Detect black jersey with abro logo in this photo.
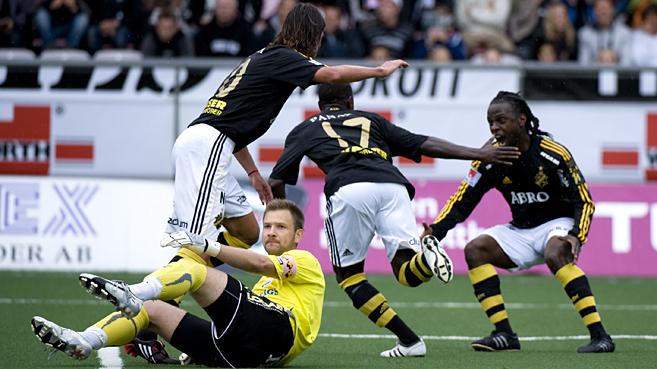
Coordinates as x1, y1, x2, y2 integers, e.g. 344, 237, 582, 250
189, 46, 324, 151
270, 108, 428, 198
431, 135, 595, 244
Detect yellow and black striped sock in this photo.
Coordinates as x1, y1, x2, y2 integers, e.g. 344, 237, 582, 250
468, 264, 513, 333
145, 258, 207, 301
555, 264, 606, 338
340, 273, 419, 345
397, 253, 433, 287
93, 308, 150, 346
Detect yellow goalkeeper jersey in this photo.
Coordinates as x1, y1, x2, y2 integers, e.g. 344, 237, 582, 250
251, 249, 325, 366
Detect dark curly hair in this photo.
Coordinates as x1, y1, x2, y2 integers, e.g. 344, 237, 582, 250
491, 91, 551, 137
270, 3, 325, 58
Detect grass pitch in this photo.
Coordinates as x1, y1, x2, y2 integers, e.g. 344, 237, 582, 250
1, 271, 656, 368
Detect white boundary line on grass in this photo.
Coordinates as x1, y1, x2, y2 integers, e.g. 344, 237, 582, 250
4, 298, 657, 311
97, 347, 122, 368
323, 301, 657, 311
319, 333, 657, 341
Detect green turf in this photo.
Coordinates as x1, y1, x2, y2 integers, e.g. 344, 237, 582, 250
2, 271, 656, 368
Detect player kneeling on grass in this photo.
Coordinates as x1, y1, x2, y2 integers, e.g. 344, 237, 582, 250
424, 91, 615, 353
31, 199, 325, 367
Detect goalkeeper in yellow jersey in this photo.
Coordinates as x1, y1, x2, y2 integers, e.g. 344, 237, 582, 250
31, 199, 325, 367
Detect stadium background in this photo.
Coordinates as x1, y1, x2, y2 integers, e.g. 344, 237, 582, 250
1, 61, 655, 275
0, 0, 656, 368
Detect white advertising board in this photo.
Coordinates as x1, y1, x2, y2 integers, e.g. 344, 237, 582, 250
0, 176, 177, 271
0, 64, 654, 181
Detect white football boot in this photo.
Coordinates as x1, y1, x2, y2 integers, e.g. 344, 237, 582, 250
31, 316, 92, 360
79, 273, 143, 318
380, 338, 426, 357
422, 235, 453, 283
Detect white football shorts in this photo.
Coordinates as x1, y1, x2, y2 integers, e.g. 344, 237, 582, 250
324, 182, 421, 268
165, 123, 252, 241
482, 217, 574, 271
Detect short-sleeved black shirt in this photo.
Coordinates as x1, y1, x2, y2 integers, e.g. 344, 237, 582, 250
190, 46, 324, 151
270, 108, 428, 198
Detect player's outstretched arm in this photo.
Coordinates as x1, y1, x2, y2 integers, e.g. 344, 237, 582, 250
313, 59, 408, 84
420, 137, 520, 165
161, 231, 278, 277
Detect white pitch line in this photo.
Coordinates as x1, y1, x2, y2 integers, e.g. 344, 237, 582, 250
319, 333, 657, 341
3, 298, 657, 311
97, 347, 123, 369
323, 301, 657, 311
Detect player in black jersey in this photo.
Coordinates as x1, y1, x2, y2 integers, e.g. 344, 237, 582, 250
132, 3, 410, 362
174, 3, 408, 258
269, 83, 520, 357
424, 91, 615, 353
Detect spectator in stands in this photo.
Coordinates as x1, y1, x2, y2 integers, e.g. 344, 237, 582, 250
628, 0, 657, 28
316, 4, 364, 58
141, 8, 194, 57
414, 2, 466, 61
536, 42, 558, 63
578, 0, 632, 65
185, 0, 262, 29
195, 0, 253, 57
538, 1, 577, 61
563, 0, 595, 29
508, 0, 543, 60
0, 0, 35, 48
629, 3, 657, 66
251, 0, 297, 52
86, 0, 136, 53
455, 0, 514, 56
360, 0, 414, 59
34, 0, 90, 49
470, 46, 521, 65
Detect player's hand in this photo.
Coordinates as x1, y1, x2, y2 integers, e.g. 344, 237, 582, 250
379, 59, 408, 77
160, 231, 222, 257
478, 143, 520, 166
160, 231, 204, 248
249, 171, 273, 204
420, 222, 433, 239
557, 235, 582, 264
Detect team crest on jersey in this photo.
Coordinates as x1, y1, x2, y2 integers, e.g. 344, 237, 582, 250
277, 255, 297, 279
502, 176, 512, 185
465, 168, 482, 187
535, 166, 548, 188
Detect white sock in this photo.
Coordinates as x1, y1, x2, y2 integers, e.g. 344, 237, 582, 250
80, 326, 107, 350
129, 276, 163, 300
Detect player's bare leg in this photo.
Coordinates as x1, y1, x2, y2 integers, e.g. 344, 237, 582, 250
464, 235, 520, 351
544, 238, 615, 353
221, 212, 260, 248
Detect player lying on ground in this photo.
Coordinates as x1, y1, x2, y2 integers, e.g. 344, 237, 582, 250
269, 83, 521, 357
31, 200, 326, 367
424, 91, 614, 353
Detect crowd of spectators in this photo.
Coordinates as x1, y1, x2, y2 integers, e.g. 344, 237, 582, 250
0, 0, 656, 66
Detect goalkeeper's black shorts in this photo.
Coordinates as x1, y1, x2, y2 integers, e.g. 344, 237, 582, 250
170, 274, 295, 367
